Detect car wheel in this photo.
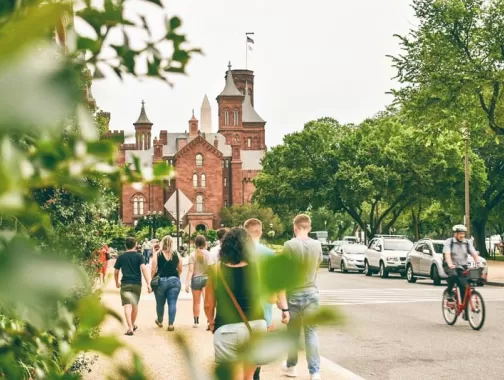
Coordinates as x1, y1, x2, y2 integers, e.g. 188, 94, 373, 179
341, 261, 348, 274
406, 264, 417, 283
328, 260, 334, 272
364, 261, 372, 276
431, 265, 441, 286
379, 262, 389, 279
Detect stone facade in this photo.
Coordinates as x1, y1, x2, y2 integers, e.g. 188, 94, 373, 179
114, 64, 267, 231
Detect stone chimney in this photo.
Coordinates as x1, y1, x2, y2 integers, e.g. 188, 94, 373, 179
214, 136, 219, 149
153, 137, 163, 162
159, 130, 168, 145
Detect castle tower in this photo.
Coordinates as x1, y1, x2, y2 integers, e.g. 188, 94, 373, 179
133, 100, 153, 150
189, 109, 199, 138
216, 62, 244, 144
200, 94, 212, 133
231, 69, 255, 106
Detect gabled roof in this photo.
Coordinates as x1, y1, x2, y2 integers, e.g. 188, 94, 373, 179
218, 62, 243, 97
242, 82, 265, 123
173, 134, 224, 159
134, 100, 153, 125
163, 132, 231, 156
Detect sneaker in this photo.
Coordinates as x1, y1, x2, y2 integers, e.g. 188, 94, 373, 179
310, 373, 321, 380
282, 361, 298, 377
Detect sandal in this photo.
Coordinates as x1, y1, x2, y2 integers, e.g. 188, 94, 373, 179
155, 320, 163, 328
167, 326, 175, 331
125, 331, 134, 336
133, 325, 138, 331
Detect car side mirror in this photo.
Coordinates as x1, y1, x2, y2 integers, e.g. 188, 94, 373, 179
422, 249, 431, 255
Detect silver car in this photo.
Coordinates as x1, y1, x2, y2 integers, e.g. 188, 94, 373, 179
328, 244, 367, 273
405, 238, 488, 286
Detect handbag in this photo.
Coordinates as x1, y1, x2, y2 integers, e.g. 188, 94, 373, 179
151, 253, 169, 289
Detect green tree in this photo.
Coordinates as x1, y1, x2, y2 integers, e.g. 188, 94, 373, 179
390, 0, 504, 135
220, 204, 285, 237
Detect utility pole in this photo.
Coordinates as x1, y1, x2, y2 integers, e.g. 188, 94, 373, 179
463, 125, 471, 236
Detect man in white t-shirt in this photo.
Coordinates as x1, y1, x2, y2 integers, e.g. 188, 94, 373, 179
208, 228, 228, 265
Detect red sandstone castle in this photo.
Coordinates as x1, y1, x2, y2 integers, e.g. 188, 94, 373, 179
113, 63, 267, 231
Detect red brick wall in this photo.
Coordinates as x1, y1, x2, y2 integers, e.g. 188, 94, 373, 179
121, 183, 164, 226
174, 138, 224, 229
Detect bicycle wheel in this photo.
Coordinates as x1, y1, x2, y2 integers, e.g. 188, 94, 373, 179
466, 290, 485, 330
442, 290, 458, 325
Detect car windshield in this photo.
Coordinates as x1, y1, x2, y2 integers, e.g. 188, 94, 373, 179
344, 245, 366, 254
384, 240, 413, 251
433, 243, 444, 254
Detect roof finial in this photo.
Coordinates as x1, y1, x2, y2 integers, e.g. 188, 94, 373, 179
141, 100, 145, 107
228, 61, 232, 71
192, 108, 195, 117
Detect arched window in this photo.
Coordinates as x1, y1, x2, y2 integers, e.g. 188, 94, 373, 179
196, 194, 204, 213
133, 195, 145, 216
247, 137, 251, 148
195, 153, 203, 167
233, 109, 239, 126
224, 177, 227, 187
193, 173, 198, 187
224, 109, 229, 126
201, 173, 206, 187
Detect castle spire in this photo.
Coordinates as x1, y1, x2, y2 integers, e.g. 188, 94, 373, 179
134, 100, 153, 125
218, 62, 243, 97
242, 81, 264, 123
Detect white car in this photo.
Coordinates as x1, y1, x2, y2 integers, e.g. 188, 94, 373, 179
364, 235, 414, 278
405, 238, 488, 286
328, 244, 367, 273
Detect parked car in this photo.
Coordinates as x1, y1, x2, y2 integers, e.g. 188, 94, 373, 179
342, 236, 358, 244
310, 231, 329, 244
321, 243, 335, 266
364, 235, 414, 278
405, 238, 488, 286
328, 244, 367, 273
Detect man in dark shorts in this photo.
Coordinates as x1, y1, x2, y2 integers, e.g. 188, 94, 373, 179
114, 236, 152, 335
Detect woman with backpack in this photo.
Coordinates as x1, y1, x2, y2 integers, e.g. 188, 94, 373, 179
151, 235, 182, 331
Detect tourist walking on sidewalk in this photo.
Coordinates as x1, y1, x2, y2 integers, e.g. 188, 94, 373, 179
205, 227, 268, 380
151, 235, 182, 331
185, 235, 210, 328
209, 228, 228, 265
142, 238, 152, 265
282, 214, 323, 380
114, 237, 152, 336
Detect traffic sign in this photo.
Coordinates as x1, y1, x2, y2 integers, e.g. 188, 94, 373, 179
164, 189, 193, 220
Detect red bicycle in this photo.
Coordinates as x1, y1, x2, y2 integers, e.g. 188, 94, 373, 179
442, 267, 486, 330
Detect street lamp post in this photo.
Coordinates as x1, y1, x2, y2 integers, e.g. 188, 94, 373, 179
145, 211, 162, 240
463, 126, 471, 236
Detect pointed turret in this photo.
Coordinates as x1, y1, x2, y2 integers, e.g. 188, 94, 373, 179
218, 62, 243, 97
133, 100, 153, 150
242, 82, 264, 123
189, 109, 199, 138
200, 94, 212, 133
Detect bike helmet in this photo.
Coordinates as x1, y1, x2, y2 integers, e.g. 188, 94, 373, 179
452, 224, 467, 233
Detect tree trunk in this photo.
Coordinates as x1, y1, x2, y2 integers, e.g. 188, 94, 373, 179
472, 218, 489, 258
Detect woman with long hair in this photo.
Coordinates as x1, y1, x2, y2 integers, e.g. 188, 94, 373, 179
151, 235, 182, 331
185, 235, 210, 328
204, 228, 267, 380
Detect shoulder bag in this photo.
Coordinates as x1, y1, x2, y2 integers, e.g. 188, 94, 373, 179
151, 252, 169, 290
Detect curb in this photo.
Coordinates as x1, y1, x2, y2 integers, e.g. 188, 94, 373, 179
320, 357, 366, 380
486, 281, 504, 287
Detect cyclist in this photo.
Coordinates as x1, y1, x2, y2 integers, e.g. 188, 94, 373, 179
443, 225, 480, 312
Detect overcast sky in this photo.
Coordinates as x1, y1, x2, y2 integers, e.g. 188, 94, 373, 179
91, 0, 415, 147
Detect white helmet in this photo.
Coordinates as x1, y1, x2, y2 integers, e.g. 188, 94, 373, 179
452, 224, 467, 233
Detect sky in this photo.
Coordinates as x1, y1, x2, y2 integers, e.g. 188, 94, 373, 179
90, 0, 415, 147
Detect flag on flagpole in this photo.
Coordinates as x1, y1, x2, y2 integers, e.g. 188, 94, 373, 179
248, 45, 253, 51
247, 36, 254, 44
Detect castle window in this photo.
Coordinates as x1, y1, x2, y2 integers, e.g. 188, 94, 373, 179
193, 173, 198, 187
201, 173, 206, 187
196, 194, 204, 213
224, 200, 228, 207
224, 177, 227, 187
233, 109, 239, 126
225, 160, 229, 168
133, 195, 145, 216
224, 110, 229, 126
195, 153, 203, 167
247, 137, 251, 148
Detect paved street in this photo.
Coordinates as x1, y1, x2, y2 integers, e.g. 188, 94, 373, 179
317, 270, 504, 380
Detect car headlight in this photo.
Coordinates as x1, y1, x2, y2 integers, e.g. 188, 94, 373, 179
386, 257, 398, 261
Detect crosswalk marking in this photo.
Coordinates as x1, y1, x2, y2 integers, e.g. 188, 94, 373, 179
318, 287, 504, 306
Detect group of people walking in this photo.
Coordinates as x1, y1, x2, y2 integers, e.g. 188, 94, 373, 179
112, 214, 323, 380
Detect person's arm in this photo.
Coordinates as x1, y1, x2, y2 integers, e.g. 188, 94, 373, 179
151, 252, 158, 279
177, 254, 183, 276
114, 269, 120, 288
140, 263, 152, 293
204, 267, 217, 332
468, 240, 479, 262
185, 263, 194, 293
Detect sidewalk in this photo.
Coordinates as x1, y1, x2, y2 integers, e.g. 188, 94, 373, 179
487, 260, 504, 286
84, 262, 356, 380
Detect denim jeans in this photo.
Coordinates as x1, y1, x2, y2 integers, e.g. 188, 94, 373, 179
286, 291, 320, 375
143, 249, 151, 264
155, 276, 181, 325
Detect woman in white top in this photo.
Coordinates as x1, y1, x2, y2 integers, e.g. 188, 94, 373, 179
185, 235, 210, 328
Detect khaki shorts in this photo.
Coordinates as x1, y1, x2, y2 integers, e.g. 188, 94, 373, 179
214, 320, 267, 363
120, 283, 142, 306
